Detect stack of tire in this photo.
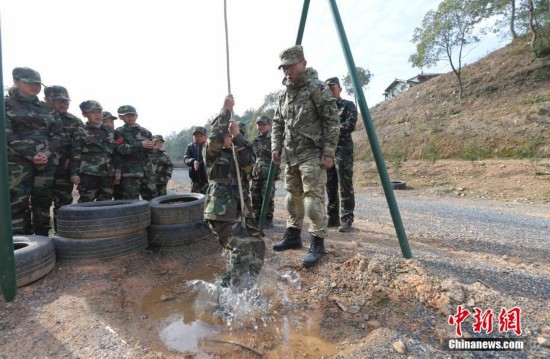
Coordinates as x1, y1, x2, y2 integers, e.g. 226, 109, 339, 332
13, 235, 56, 287
147, 193, 210, 248
53, 200, 151, 262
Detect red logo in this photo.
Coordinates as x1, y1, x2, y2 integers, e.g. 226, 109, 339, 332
449, 306, 522, 337
115, 138, 123, 145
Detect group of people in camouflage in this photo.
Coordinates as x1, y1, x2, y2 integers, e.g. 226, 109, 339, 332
6, 43, 356, 288
190, 44, 357, 287
5, 67, 173, 236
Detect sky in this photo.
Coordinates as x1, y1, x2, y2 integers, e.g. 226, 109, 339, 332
1, 0, 506, 138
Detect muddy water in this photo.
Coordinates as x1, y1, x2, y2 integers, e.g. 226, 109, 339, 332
141, 266, 337, 357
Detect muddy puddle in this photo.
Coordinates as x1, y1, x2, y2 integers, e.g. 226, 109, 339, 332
141, 265, 337, 357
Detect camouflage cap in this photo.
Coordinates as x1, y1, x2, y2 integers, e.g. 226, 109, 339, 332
153, 135, 165, 142
256, 115, 272, 124
238, 121, 247, 135
325, 77, 340, 86
117, 105, 137, 115
44, 85, 70, 101
278, 45, 305, 69
79, 100, 103, 113
192, 126, 206, 135
102, 111, 118, 120
12, 67, 42, 84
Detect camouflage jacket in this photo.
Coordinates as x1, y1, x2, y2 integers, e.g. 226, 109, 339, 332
70, 122, 116, 177
151, 149, 173, 184
271, 67, 340, 166
114, 124, 155, 178
56, 111, 84, 175
5, 89, 63, 165
251, 130, 279, 180
335, 97, 357, 150
204, 108, 255, 222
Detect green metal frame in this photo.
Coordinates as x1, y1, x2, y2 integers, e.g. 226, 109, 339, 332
0, 24, 17, 301
260, 0, 413, 259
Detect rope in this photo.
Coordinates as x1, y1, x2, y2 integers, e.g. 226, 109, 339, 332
224, 0, 247, 229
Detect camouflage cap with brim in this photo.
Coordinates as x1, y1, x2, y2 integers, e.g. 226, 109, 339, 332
192, 126, 206, 135
117, 105, 137, 115
12, 67, 42, 84
153, 135, 165, 142
278, 45, 305, 69
102, 111, 118, 120
325, 77, 340, 86
44, 85, 71, 101
79, 100, 103, 112
256, 115, 272, 124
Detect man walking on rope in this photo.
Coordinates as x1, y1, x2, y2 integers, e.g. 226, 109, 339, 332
271, 45, 340, 268
325, 77, 357, 232
204, 95, 265, 288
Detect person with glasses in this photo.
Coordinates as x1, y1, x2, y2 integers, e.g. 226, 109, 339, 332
44, 85, 83, 230
270, 45, 340, 268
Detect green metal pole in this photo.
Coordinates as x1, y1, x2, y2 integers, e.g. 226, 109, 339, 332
0, 23, 17, 301
327, 0, 413, 258
259, 0, 310, 230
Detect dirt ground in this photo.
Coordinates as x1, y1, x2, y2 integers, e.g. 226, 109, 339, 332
1, 159, 549, 358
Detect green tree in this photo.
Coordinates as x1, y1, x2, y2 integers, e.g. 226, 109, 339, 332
341, 67, 373, 105
409, 0, 493, 99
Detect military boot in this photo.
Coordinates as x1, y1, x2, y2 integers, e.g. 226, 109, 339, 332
272, 227, 302, 251
302, 235, 326, 268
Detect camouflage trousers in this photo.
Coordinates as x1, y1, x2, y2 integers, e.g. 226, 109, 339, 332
191, 181, 208, 194
326, 150, 355, 223
250, 177, 276, 221
9, 162, 56, 236
120, 175, 158, 201
284, 157, 327, 238
207, 219, 266, 287
156, 182, 168, 196
52, 174, 76, 230
113, 180, 123, 200
77, 173, 115, 202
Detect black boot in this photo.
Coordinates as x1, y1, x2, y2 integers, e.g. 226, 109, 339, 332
327, 217, 340, 228
272, 227, 302, 251
302, 235, 326, 268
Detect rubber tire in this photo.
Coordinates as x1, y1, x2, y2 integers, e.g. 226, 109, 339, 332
149, 193, 205, 225
147, 222, 211, 247
14, 235, 56, 288
57, 200, 151, 239
52, 230, 148, 262
391, 180, 407, 190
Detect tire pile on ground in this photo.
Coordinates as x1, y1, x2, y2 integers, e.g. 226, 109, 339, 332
13, 235, 56, 287
53, 200, 151, 262
147, 193, 210, 248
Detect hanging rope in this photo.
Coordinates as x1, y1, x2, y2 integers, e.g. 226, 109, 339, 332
224, 0, 247, 228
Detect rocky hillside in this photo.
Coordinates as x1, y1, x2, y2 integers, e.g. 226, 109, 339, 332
356, 36, 550, 162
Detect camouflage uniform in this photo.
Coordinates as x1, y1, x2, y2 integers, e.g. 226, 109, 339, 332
45, 86, 84, 229
5, 68, 64, 235
71, 101, 116, 202
325, 77, 357, 228
204, 108, 265, 288
102, 111, 123, 199
250, 116, 279, 225
114, 106, 157, 200
183, 126, 208, 194
151, 135, 173, 196
272, 66, 340, 239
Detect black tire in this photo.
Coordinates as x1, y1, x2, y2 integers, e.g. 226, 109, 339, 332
149, 193, 205, 225
52, 230, 148, 262
14, 235, 56, 288
57, 200, 151, 239
391, 180, 407, 190
147, 222, 211, 247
